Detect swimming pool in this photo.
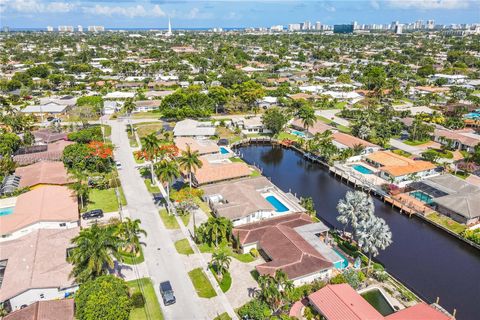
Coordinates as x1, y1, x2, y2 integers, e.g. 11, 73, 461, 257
220, 147, 230, 154
464, 112, 480, 120
0, 207, 14, 217
333, 249, 349, 269
265, 195, 289, 212
361, 288, 395, 316
291, 130, 306, 138
353, 164, 373, 175
410, 191, 434, 205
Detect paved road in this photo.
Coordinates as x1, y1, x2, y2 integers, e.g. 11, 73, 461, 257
315, 109, 350, 127
110, 119, 207, 320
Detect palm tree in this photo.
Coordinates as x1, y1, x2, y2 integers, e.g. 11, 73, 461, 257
68, 170, 90, 210
123, 99, 136, 134
140, 133, 161, 183
115, 218, 147, 255
352, 143, 366, 156
178, 145, 203, 189
68, 224, 123, 283
356, 216, 392, 272
297, 106, 316, 133
154, 159, 180, 199
204, 217, 232, 247
210, 251, 232, 280
336, 191, 375, 233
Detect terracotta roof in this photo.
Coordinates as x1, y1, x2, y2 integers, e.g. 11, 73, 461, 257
291, 119, 334, 135
175, 137, 219, 155
193, 157, 252, 185
4, 299, 75, 320
15, 161, 71, 188
0, 228, 78, 302
308, 284, 383, 320
434, 128, 480, 148
289, 93, 316, 100
385, 303, 453, 320
332, 132, 378, 148
13, 140, 73, 166
367, 151, 436, 177
0, 186, 78, 236
415, 86, 450, 93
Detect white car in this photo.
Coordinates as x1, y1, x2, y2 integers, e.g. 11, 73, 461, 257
115, 161, 122, 170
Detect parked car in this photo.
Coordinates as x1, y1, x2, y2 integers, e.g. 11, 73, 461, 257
82, 209, 104, 220
159, 281, 176, 306
116, 161, 122, 170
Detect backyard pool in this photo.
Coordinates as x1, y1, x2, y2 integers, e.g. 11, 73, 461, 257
220, 147, 230, 154
410, 191, 434, 205
291, 130, 306, 138
361, 288, 395, 316
352, 164, 373, 175
0, 207, 14, 217
333, 248, 349, 269
265, 195, 289, 212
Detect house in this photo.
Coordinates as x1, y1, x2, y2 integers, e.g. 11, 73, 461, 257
433, 128, 480, 153
291, 119, 334, 137
431, 74, 467, 85
173, 119, 216, 137
202, 177, 303, 226
365, 151, 438, 186
14, 161, 71, 189
0, 228, 79, 311
134, 100, 161, 112
0, 185, 79, 241
145, 90, 174, 99
103, 100, 123, 115
3, 299, 74, 320
32, 129, 68, 144
295, 284, 453, 320
233, 116, 271, 134
257, 96, 278, 109
332, 132, 381, 155
191, 156, 252, 186
174, 137, 219, 155
233, 213, 334, 285
104, 91, 135, 99
410, 174, 480, 225
13, 140, 74, 166
21, 102, 70, 114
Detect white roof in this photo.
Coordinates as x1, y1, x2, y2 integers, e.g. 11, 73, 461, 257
262, 96, 278, 103
323, 91, 361, 99
22, 102, 68, 113
104, 91, 135, 99
173, 119, 216, 137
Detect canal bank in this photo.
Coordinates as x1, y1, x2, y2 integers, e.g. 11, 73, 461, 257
236, 144, 480, 320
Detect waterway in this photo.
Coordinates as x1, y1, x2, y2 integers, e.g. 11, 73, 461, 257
237, 145, 480, 320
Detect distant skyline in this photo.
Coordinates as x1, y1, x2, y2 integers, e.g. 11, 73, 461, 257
1, 0, 479, 29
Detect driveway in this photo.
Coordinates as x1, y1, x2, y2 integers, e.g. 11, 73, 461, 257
315, 109, 350, 127
109, 119, 208, 320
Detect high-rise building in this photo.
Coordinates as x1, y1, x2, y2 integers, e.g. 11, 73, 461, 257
77, 25, 83, 32
288, 24, 301, 31
395, 24, 403, 34
427, 20, 435, 30
315, 21, 321, 31
88, 26, 105, 32
58, 26, 74, 32
352, 21, 358, 30
165, 17, 172, 37
2, 26, 10, 33
47, 26, 53, 32
415, 20, 423, 30
333, 24, 354, 34
303, 21, 311, 30
270, 25, 284, 32
391, 21, 399, 30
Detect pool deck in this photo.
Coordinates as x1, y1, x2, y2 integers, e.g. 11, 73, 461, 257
0, 197, 17, 209
387, 193, 435, 217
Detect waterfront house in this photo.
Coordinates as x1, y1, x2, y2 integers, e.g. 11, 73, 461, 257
191, 156, 252, 186
0, 228, 79, 312
175, 137, 220, 155
366, 151, 438, 186
202, 177, 302, 226
173, 119, 216, 137
233, 213, 334, 285
291, 119, 334, 137
332, 132, 381, 155
232, 116, 271, 134
0, 185, 79, 242
3, 299, 74, 320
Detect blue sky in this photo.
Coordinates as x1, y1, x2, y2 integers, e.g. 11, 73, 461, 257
1, 0, 479, 28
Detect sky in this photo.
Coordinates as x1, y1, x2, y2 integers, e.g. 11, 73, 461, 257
0, 0, 479, 29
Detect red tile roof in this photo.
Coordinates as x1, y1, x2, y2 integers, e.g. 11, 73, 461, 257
385, 303, 453, 320
15, 161, 71, 188
4, 299, 75, 320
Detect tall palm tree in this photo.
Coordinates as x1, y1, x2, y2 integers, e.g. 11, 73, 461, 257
210, 252, 232, 280
68, 170, 90, 210
123, 99, 136, 134
68, 224, 123, 283
115, 218, 147, 255
356, 216, 392, 272
336, 191, 375, 233
297, 106, 316, 134
204, 217, 232, 247
140, 133, 161, 183
154, 159, 180, 199
178, 145, 203, 189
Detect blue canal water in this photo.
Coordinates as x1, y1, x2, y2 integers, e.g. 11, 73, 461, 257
236, 145, 480, 320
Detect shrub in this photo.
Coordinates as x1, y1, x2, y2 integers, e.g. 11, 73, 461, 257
237, 299, 272, 320
131, 291, 145, 308
250, 248, 259, 258
330, 273, 346, 285
68, 126, 103, 143
373, 271, 389, 282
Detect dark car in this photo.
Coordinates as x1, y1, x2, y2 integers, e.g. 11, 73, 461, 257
82, 209, 104, 220
159, 281, 176, 306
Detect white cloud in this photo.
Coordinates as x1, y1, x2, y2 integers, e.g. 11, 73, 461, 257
370, 0, 380, 10
84, 4, 165, 18
1, 0, 75, 13
387, 0, 470, 10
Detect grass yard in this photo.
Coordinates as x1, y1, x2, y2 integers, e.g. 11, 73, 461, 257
277, 131, 301, 142
229, 157, 244, 163
404, 139, 430, 146
101, 125, 112, 140
84, 187, 127, 213
180, 213, 190, 226
188, 268, 217, 298
215, 126, 242, 143
144, 179, 160, 193
159, 209, 180, 229
198, 243, 255, 263
127, 130, 139, 148
174, 238, 194, 255
452, 171, 470, 179
392, 149, 412, 158
209, 266, 232, 293
128, 278, 164, 320
131, 111, 162, 119
427, 213, 466, 234
134, 122, 164, 138
316, 115, 351, 133
120, 248, 145, 265
213, 313, 232, 320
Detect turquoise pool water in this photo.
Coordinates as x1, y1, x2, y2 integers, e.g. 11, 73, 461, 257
220, 147, 230, 154
265, 195, 289, 212
361, 289, 395, 316
464, 112, 480, 120
0, 207, 14, 217
410, 191, 434, 205
291, 130, 306, 138
333, 249, 349, 269
353, 164, 373, 174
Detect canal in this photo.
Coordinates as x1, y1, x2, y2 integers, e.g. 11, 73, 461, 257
237, 145, 480, 320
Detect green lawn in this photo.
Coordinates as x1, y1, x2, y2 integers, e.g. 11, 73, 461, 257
334, 102, 347, 109
174, 238, 194, 255
427, 213, 466, 234
277, 131, 301, 142
84, 187, 127, 213
127, 130, 139, 147
101, 125, 112, 140
131, 111, 162, 119
209, 266, 232, 293
229, 157, 245, 163
134, 122, 164, 138
316, 115, 351, 133
128, 278, 164, 320
392, 149, 412, 158
199, 243, 255, 263
452, 171, 470, 179
213, 313, 232, 320
120, 248, 145, 265
144, 179, 160, 193
188, 268, 217, 298
404, 139, 430, 146
159, 209, 180, 229
180, 213, 190, 226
